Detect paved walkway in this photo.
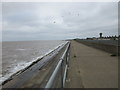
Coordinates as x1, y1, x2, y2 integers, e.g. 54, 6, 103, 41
65, 40, 118, 88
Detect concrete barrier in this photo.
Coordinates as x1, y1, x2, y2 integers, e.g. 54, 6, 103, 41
75, 39, 119, 56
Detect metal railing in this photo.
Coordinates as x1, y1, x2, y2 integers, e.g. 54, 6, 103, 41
45, 41, 71, 89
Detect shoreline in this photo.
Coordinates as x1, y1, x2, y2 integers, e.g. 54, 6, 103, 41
1, 41, 67, 85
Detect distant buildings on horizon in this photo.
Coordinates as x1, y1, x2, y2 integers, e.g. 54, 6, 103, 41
85, 33, 120, 40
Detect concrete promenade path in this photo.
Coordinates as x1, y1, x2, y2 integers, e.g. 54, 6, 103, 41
65, 40, 118, 88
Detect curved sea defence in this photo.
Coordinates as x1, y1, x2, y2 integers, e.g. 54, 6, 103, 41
1, 41, 68, 86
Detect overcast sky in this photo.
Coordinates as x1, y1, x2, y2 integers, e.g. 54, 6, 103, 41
2, 2, 118, 41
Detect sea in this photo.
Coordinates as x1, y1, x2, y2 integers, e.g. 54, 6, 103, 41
1, 40, 66, 84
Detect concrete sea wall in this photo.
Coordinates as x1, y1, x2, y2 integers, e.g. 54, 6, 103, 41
75, 39, 120, 56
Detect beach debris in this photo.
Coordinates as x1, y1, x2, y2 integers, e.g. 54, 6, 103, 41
66, 78, 70, 82
110, 54, 117, 56
78, 70, 80, 73
42, 68, 46, 71
74, 55, 76, 58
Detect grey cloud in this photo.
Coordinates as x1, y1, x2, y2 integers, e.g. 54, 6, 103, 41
2, 2, 118, 41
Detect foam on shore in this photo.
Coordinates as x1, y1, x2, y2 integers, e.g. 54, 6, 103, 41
1, 41, 68, 85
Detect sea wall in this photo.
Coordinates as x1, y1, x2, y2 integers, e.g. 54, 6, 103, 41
75, 39, 120, 56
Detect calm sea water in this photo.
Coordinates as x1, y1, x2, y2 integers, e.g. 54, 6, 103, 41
1, 40, 66, 84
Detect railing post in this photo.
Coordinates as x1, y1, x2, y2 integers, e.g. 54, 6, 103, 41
61, 60, 64, 89
68, 42, 70, 68
45, 42, 70, 89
